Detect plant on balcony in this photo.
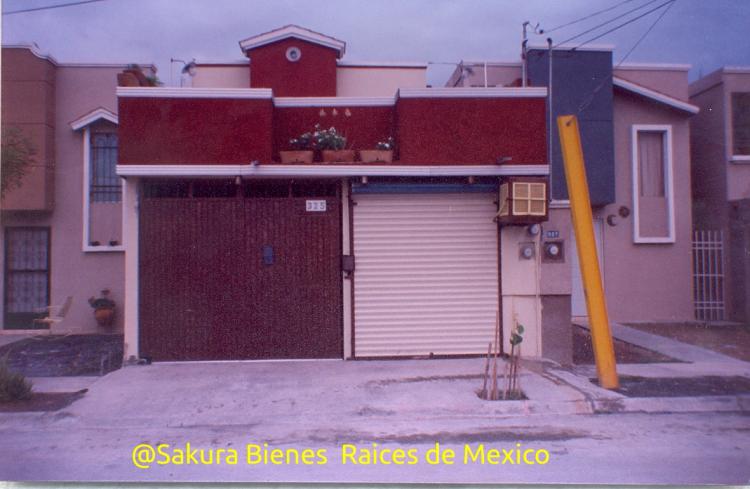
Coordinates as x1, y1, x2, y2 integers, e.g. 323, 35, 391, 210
360, 136, 395, 163
280, 129, 315, 164
89, 289, 116, 327
314, 125, 354, 163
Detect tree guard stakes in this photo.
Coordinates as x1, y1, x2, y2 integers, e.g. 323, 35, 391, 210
557, 115, 620, 390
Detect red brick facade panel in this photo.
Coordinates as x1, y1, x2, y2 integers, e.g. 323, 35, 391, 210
396, 97, 547, 164
248, 39, 338, 97
118, 97, 274, 164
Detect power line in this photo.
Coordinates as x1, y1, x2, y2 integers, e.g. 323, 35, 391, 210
3, 0, 107, 16
613, 0, 676, 67
575, 0, 677, 114
571, 0, 675, 51
555, 0, 662, 47
540, 0, 638, 35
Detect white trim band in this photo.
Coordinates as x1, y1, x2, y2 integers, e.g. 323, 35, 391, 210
398, 87, 547, 98
616, 62, 691, 71
613, 77, 699, 114
117, 164, 550, 177
337, 60, 428, 68
274, 96, 395, 107
239, 25, 346, 56
116, 87, 274, 99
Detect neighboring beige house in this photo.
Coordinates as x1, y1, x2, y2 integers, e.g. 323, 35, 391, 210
690, 67, 750, 323
450, 55, 699, 325
0, 45, 155, 334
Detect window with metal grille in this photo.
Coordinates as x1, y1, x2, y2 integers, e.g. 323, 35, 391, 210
3, 228, 50, 329
90, 132, 120, 202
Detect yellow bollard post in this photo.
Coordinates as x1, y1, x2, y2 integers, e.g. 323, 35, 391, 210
557, 115, 619, 389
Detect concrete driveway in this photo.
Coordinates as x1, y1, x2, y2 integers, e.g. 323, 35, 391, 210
62, 358, 587, 426
1, 357, 749, 484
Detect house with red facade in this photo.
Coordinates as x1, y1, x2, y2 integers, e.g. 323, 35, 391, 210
1, 25, 702, 365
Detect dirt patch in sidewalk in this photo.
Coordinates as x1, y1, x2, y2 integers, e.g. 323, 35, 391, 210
0, 390, 86, 412
597, 375, 750, 398
0, 335, 123, 377
625, 322, 750, 361
573, 325, 679, 364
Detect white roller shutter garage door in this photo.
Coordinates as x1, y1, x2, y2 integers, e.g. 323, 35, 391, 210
353, 192, 499, 357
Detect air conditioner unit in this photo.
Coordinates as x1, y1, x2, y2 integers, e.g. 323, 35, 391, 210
496, 177, 549, 225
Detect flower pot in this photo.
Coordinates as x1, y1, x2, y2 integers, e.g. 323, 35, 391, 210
94, 307, 115, 327
125, 68, 150, 86
359, 150, 393, 163
279, 150, 313, 164
117, 72, 139, 87
322, 150, 356, 163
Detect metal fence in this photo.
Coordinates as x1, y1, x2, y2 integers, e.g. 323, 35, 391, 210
693, 230, 725, 321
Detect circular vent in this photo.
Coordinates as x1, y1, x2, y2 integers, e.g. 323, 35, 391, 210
285, 46, 301, 62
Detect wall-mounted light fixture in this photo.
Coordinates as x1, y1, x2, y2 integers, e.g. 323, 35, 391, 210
170, 58, 197, 87
496, 156, 513, 165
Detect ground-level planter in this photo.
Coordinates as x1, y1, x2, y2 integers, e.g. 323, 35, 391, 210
359, 150, 393, 163
279, 150, 313, 164
94, 308, 115, 327
322, 149, 356, 163
89, 289, 116, 327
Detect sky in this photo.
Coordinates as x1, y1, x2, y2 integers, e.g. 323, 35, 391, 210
2, 0, 749, 87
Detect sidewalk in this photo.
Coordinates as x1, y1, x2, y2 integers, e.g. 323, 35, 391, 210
543, 322, 750, 414
3, 323, 749, 421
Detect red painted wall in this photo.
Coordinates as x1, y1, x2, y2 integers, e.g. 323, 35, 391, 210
396, 97, 547, 164
273, 106, 394, 160
119, 96, 547, 166
247, 39, 338, 96
118, 97, 274, 164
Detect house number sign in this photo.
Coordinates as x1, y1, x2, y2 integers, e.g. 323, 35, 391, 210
306, 200, 327, 212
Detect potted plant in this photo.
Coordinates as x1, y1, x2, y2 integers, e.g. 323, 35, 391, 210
280, 130, 314, 164
315, 125, 355, 163
89, 289, 116, 327
360, 137, 395, 163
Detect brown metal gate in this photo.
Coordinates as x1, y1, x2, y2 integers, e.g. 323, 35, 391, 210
139, 182, 342, 361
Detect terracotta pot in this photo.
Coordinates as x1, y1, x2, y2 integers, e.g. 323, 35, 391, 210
117, 72, 139, 87
322, 149, 356, 163
94, 307, 115, 327
359, 150, 393, 163
125, 68, 150, 86
279, 150, 313, 164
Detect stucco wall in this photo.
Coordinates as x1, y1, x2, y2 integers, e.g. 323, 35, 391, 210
191, 65, 249, 88
614, 66, 690, 101
689, 77, 727, 231
722, 72, 750, 202
336, 66, 425, 96
0, 48, 56, 211
1, 61, 126, 334
599, 92, 694, 322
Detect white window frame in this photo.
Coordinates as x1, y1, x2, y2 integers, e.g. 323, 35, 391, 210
82, 127, 124, 253
631, 124, 675, 244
